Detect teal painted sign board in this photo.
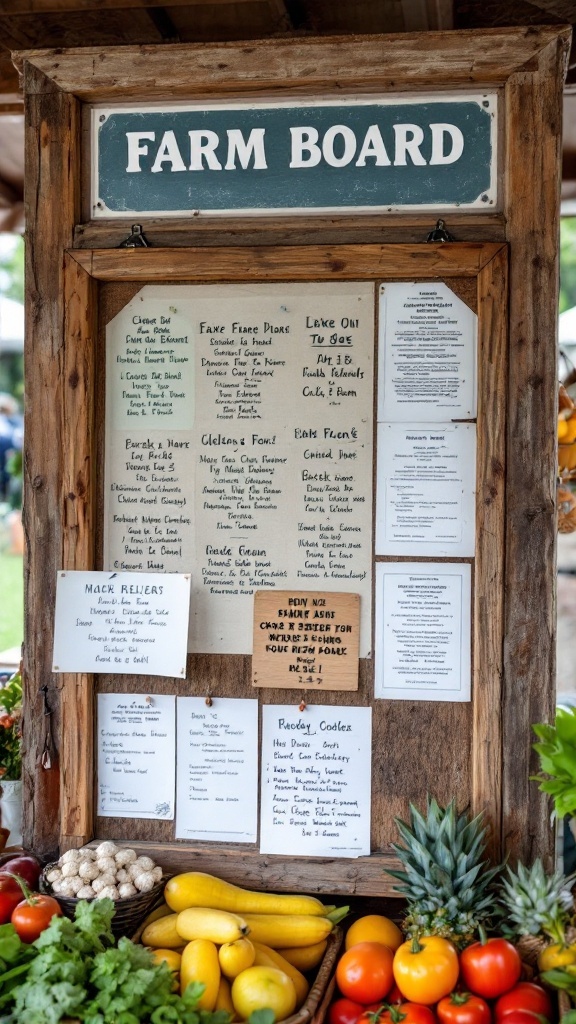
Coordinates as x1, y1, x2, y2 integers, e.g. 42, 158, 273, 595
91, 95, 497, 218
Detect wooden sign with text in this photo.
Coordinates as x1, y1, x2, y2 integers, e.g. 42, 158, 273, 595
252, 590, 360, 690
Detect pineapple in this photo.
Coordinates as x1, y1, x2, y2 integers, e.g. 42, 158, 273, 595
387, 797, 501, 947
500, 859, 573, 946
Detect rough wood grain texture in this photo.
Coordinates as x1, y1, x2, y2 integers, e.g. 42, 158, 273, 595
13, 26, 566, 100
73, 214, 508, 250
502, 33, 570, 869
472, 247, 508, 863
58, 256, 97, 847
88, 836, 405, 896
69, 243, 504, 282
22, 64, 82, 859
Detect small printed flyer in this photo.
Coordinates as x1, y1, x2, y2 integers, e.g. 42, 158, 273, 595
97, 693, 176, 819
374, 562, 472, 702
260, 704, 371, 858
176, 697, 259, 843
52, 570, 191, 677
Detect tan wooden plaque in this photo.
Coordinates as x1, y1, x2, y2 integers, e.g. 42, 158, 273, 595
252, 589, 360, 690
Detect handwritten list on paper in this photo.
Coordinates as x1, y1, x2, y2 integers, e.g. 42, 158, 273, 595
97, 693, 175, 819
260, 704, 371, 858
52, 570, 190, 677
104, 283, 374, 655
176, 697, 258, 843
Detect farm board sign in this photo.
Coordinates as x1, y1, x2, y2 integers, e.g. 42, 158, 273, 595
91, 94, 497, 217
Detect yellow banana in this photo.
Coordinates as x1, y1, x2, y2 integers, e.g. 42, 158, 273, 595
253, 941, 309, 1007
164, 872, 328, 917
277, 940, 328, 971
176, 907, 250, 944
142, 913, 182, 949
240, 913, 333, 949
180, 939, 221, 1008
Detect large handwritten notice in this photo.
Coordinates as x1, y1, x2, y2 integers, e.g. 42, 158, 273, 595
104, 283, 374, 654
97, 693, 176, 819
52, 570, 190, 676
175, 697, 259, 843
260, 704, 371, 858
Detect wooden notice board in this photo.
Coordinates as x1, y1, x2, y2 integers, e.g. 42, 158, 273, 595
18, 26, 569, 892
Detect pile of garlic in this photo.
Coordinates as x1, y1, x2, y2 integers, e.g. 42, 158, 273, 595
45, 841, 163, 901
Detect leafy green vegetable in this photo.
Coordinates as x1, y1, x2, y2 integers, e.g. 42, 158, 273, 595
532, 707, 576, 818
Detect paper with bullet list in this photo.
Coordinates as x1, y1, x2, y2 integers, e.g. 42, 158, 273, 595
260, 704, 371, 858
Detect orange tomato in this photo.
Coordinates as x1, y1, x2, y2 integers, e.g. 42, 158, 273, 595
336, 942, 394, 1004
392, 936, 459, 1005
345, 915, 403, 952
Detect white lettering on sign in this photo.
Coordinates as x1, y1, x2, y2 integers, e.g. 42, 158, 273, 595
126, 123, 467, 174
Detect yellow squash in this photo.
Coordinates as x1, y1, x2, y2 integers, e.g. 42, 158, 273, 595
241, 913, 333, 949
165, 871, 328, 917
219, 937, 256, 978
277, 940, 328, 972
253, 941, 309, 1007
215, 976, 237, 1018
142, 913, 183, 949
180, 939, 221, 1008
177, 907, 250, 944
232, 966, 297, 1022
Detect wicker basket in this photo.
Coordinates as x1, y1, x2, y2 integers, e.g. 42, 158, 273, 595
39, 862, 166, 939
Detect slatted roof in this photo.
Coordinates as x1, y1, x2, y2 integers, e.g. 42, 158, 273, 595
0, 0, 575, 230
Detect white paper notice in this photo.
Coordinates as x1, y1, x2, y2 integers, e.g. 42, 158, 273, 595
260, 704, 371, 858
374, 562, 471, 701
52, 571, 190, 676
378, 282, 477, 421
176, 697, 258, 843
97, 693, 175, 819
104, 282, 374, 656
376, 423, 476, 556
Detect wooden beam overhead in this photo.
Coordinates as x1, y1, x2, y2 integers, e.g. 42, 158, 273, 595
0, 0, 268, 11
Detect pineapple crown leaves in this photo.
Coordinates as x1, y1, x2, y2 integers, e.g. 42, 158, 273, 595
532, 708, 576, 819
499, 858, 574, 944
387, 797, 501, 914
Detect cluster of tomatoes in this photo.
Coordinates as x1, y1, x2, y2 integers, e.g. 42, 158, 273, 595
329, 916, 553, 1024
0, 853, 62, 942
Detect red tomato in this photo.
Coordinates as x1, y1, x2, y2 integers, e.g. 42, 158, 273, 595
0, 874, 24, 924
495, 983, 552, 1021
336, 942, 395, 1005
459, 938, 522, 999
492, 1014, 543, 1024
329, 999, 365, 1024
11, 894, 62, 943
386, 985, 405, 1006
358, 1004, 436, 1024
0, 856, 41, 889
437, 992, 491, 1024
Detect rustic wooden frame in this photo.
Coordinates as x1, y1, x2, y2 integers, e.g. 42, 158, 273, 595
53, 242, 507, 894
19, 27, 568, 877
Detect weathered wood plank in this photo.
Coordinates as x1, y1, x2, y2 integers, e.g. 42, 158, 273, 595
13, 26, 566, 100
86, 837, 405, 897
472, 246, 508, 863
22, 64, 82, 860
502, 33, 570, 869
73, 213, 507, 249
58, 254, 97, 848
69, 242, 505, 282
